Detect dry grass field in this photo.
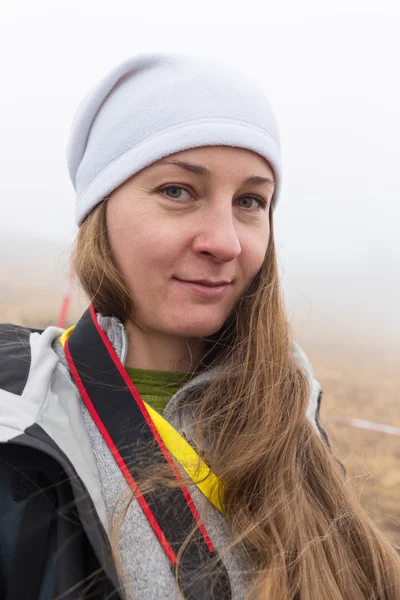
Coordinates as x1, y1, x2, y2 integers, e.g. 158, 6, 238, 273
302, 340, 400, 547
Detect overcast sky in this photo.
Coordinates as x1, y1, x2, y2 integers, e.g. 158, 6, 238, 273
1, 0, 399, 277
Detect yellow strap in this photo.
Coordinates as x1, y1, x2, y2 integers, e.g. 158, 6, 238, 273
59, 326, 75, 348
59, 325, 224, 514
144, 403, 223, 512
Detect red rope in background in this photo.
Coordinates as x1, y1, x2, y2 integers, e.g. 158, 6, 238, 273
56, 262, 75, 328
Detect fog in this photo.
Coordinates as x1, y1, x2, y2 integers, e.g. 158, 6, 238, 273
1, 1, 399, 354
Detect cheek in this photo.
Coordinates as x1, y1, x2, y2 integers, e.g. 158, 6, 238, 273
106, 200, 145, 280
106, 205, 127, 269
106, 201, 178, 285
241, 225, 270, 278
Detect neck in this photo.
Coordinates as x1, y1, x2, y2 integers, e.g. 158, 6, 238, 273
124, 320, 206, 373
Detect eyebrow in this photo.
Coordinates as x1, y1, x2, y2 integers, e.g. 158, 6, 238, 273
155, 159, 275, 187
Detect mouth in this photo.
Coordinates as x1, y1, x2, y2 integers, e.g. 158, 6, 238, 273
173, 278, 232, 298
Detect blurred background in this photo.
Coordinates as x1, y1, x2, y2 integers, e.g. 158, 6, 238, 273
1, 1, 399, 543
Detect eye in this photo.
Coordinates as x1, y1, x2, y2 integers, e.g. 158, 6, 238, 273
158, 185, 268, 211
159, 185, 192, 201
236, 196, 267, 211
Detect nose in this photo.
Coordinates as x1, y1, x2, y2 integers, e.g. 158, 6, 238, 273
192, 203, 242, 262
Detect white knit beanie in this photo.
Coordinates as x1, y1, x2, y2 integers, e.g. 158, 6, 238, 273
67, 52, 282, 225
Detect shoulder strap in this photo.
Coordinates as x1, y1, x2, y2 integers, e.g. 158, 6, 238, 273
65, 306, 231, 600
60, 326, 224, 514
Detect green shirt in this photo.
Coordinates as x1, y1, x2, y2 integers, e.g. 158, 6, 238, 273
125, 367, 196, 415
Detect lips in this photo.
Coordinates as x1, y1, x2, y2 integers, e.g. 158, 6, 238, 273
175, 278, 231, 287
173, 278, 232, 298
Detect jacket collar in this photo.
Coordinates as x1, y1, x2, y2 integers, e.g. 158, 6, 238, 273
57, 311, 319, 439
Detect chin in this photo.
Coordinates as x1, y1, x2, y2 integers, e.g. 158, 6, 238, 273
168, 315, 227, 339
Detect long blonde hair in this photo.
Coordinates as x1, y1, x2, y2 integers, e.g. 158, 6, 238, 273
74, 200, 400, 599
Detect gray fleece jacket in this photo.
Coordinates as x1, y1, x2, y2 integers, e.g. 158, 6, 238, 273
0, 314, 328, 600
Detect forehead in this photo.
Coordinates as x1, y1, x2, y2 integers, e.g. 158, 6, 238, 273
150, 145, 275, 179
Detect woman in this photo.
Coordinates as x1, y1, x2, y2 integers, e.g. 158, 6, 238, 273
0, 52, 399, 600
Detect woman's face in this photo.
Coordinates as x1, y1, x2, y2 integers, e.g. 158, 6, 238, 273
106, 146, 275, 340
